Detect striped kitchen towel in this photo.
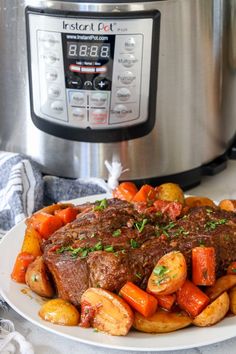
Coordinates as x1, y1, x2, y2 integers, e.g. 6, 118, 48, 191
0, 151, 115, 238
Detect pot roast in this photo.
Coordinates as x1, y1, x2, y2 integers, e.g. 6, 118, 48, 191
43, 198, 236, 306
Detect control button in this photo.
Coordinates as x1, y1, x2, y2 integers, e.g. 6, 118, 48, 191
67, 77, 83, 89
48, 85, 61, 98
118, 71, 136, 85
81, 67, 96, 73
43, 52, 60, 65
69, 91, 85, 106
112, 104, 132, 118
39, 33, 58, 49
93, 77, 111, 91
124, 37, 136, 52
50, 101, 64, 114
118, 54, 137, 68
71, 107, 86, 121
46, 69, 58, 82
116, 88, 131, 102
91, 109, 108, 124
83, 80, 93, 90
95, 66, 107, 73
90, 93, 108, 107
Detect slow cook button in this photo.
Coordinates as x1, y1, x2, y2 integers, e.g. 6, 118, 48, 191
118, 54, 137, 68
91, 109, 108, 124
116, 88, 131, 101
90, 93, 107, 107
71, 107, 86, 121
112, 104, 132, 118
50, 101, 64, 114
118, 71, 136, 85
124, 37, 136, 52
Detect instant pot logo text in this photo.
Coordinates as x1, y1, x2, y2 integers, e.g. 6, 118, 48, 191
63, 21, 115, 32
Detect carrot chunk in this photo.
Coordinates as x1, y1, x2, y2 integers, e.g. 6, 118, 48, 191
55, 207, 78, 224
176, 279, 210, 317
192, 247, 216, 286
120, 281, 158, 317
219, 199, 236, 212
113, 182, 138, 202
30, 212, 63, 239
156, 293, 176, 311
132, 185, 156, 203
227, 261, 236, 275
11, 252, 35, 283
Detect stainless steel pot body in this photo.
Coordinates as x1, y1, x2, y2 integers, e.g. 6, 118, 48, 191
0, 0, 231, 182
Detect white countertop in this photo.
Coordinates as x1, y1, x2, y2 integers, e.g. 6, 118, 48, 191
5, 159, 236, 354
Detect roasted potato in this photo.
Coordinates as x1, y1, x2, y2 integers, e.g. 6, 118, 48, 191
155, 183, 184, 204
184, 196, 215, 208
205, 274, 236, 301
219, 199, 236, 212
133, 308, 192, 333
80, 287, 134, 336
25, 256, 54, 298
193, 292, 229, 327
39, 298, 80, 326
147, 251, 187, 295
229, 286, 236, 314
21, 226, 42, 258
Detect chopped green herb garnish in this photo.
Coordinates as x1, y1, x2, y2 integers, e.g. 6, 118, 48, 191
104, 245, 114, 252
204, 219, 227, 230
112, 229, 121, 237
93, 241, 103, 251
135, 272, 142, 279
94, 198, 108, 211
153, 265, 169, 277
134, 219, 148, 233
130, 239, 139, 249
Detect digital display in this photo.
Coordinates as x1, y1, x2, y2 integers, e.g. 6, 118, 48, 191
67, 42, 110, 60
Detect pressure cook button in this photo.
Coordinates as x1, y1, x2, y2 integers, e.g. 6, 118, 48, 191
46, 70, 58, 82
118, 71, 136, 85
118, 54, 137, 68
124, 37, 136, 52
94, 77, 111, 91
112, 104, 131, 118
90, 93, 107, 107
69, 92, 85, 106
71, 107, 86, 121
116, 88, 131, 101
50, 101, 64, 114
48, 85, 61, 98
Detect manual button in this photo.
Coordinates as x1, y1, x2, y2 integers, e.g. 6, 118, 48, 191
112, 104, 132, 118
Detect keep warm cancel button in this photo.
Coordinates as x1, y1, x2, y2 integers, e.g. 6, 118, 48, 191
111, 104, 133, 118
90, 109, 108, 125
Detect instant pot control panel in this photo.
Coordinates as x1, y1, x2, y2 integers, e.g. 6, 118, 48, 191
26, 9, 160, 142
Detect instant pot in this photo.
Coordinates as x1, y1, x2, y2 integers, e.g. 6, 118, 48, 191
0, 0, 234, 188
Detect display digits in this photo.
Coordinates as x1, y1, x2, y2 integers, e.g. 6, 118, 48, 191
100, 45, 110, 58
68, 43, 78, 57
79, 44, 88, 57
90, 45, 99, 58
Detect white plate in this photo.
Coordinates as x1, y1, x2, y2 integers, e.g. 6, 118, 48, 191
0, 193, 236, 351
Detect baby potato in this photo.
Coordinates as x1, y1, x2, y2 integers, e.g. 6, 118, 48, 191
147, 251, 187, 295
81, 287, 134, 336
205, 274, 236, 301
184, 196, 215, 208
193, 292, 229, 327
228, 286, 236, 314
218, 199, 236, 212
21, 226, 42, 258
133, 308, 192, 333
155, 183, 184, 204
25, 256, 54, 298
39, 298, 80, 326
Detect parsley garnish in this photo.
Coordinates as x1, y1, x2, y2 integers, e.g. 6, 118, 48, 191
153, 265, 169, 276
204, 219, 227, 230
130, 239, 139, 248
135, 272, 142, 279
104, 245, 114, 252
112, 229, 121, 237
134, 219, 148, 233
94, 199, 108, 211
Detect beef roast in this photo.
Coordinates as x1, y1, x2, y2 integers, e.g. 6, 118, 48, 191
43, 198, 236, 306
